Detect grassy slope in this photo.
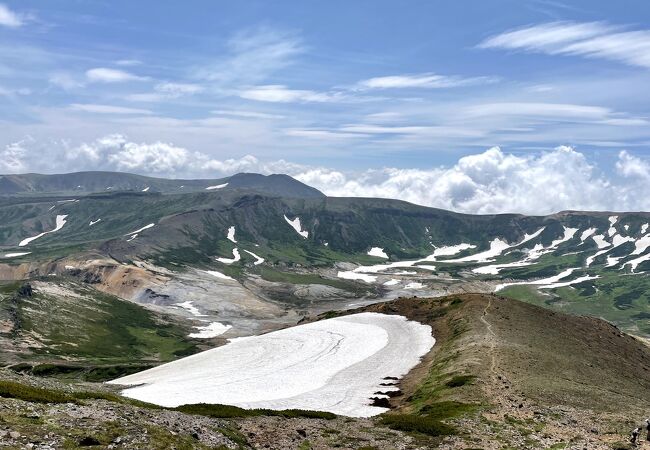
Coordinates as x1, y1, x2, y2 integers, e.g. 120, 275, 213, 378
353, 294, 650, 448
0, 281, 200, 378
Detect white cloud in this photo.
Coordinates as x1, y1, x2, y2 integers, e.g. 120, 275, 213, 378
211, 110, 285, 120
479, 21, 650, 69
69, 104, 153, 115
239, 85, 343, 103
616, 150, 650, 180
0, 137, 31, 172
4, 135, 649, 215
287, 146, 647, 214
86, 68, 147, 83
127, 82, 204, 102
0, 86, 30, 97
0, 3, 24, 28
115, 59, 142, 66
49, 73, 85, 90
198, 26, 303, 86
357, 73, 498, 90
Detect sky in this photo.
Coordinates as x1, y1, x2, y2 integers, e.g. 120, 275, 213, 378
1, 0, 650, 214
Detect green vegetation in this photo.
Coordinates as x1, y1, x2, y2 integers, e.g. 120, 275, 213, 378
175, 403, 336, 420
499, 271, 650, 336
379, 412, 456, 436
0, 380, 76, 403
0, 281, 199, 365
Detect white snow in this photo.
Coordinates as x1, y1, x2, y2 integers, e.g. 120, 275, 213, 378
444, 228, 545, 264
580, 228, 597, 242
125, 223, 155, 235
416, 265, 437, 271
631, 234, 650, 256
608, 216, 619, 237
56, 199, 78, 204
496, 267, 582, 291
89, 219, 101, 226
404, 282, 424, 290
110, 312, 435, 417
175, 301, 204, 317
206, 183, 228, 190
126, 234, 138, 242
19, 215, 68, 247
642, 223, 649, 235
591, 234, 610, 249
337, 271, 377, 283
243, 249, 264, 265
367, 247, 388, 259
142, 187, 150, 192
538, 274, 599, 289
284, 215, 308, 238
550, 227, 578, 248
216, 248, 241, 264
2, 252, 31, 258
383, 279, 400, 286
188, 322, 232, 338
227, 226, 237, 243
624, 253, 650, 272
586, 234, 635, 267
624, 224, 630, 231
203, 270, 235, 281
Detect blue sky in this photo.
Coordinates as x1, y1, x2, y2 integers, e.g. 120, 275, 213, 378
1, 0, 650, 213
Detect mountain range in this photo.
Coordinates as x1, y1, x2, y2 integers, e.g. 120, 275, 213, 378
0, 170, 649, 449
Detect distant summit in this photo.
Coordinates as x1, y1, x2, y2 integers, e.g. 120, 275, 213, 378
0, 171, 324, 198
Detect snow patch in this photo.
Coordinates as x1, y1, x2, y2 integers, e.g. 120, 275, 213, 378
580, 228, 597, 242
367, 247, 388, 259
125, 223, 155, 236
284, 215, 308, 238
243, 249, 264, 265
89, 219, 101, 226
337, 271, 377, 283
110, 312, 435, 417
203, 270, 235, 281
383, 279, 400, 286
2, 252, 31, 258
216, 248, 241, 264
175, 301, 204, 317
404, 282, 424, 289
188, 322, 232, 338
142, 187, 150, 192
19, 215, 68, 247
206, 183, 228, 190
227, 226, 237, 243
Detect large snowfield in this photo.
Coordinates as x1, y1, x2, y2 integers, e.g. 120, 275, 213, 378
110, 312, 435, 417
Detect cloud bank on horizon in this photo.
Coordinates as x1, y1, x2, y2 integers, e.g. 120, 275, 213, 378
1, 1, 650, 215
2, 135, 648, 216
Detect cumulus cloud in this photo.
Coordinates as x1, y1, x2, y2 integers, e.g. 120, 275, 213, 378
2, 136, 649, 214
616, 150, 650, 180
356, 73, 498, 90
0, 137, 30, 172
479, 21, 650, 69
0, 3, 24, 27
86, 68, 148, 83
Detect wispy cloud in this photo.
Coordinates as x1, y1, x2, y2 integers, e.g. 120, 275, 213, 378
479, 21, 650, 69
212, 110, 285, 119
239, 85, 344, 103
127, 82, 204, 102
198, 26, 303, 86
86, 67, 148, 83
115, 59, 142, 67
356, 73, 498, 90
0, 3, 24, 28
69, 104, 153, 115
